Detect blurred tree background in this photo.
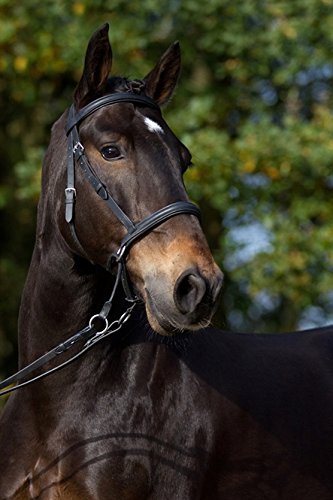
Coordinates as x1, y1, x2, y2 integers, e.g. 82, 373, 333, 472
1, 0, 333, 379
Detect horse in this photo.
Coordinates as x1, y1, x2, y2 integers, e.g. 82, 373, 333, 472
1, 23, 333, 499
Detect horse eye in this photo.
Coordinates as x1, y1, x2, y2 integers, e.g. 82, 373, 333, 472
100, 145, 123, 161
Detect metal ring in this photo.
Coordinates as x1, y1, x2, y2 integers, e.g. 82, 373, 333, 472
88, 314, 109, 334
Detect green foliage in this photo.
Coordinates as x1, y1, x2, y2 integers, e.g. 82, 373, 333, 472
1, 0, 333, 377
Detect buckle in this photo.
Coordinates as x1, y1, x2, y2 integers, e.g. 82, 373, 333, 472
65, 187, 76, 200
73, 141, 84, 155
116, 244, 127, 261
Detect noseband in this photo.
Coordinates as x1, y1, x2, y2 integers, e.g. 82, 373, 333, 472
65, 92, 200, 303
0, 93, 201, 397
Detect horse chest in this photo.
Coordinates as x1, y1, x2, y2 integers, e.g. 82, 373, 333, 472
19, 444, 200, 500
2, 387, 333, 500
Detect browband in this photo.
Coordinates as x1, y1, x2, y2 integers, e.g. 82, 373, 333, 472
66, 93, 160, 135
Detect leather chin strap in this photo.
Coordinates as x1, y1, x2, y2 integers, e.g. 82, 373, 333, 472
65, 92, 201, 301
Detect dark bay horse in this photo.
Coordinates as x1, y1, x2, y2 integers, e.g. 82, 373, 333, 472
1, 23, 333, 499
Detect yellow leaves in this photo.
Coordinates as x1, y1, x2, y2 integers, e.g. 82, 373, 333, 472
266, 6, 297, 40
239, 147, 281, 180
312, 105, 333, 129
266, 4, 284, 17
280, 21, 297, 40
14, 55, 28, 72
242, 159, 256, 173
129, 48, 145, 63
241, 159, 281, 180
280, 160, 291, 174
264, 166, 280, 180
239, 149, 256, 173
225, 58, 240, 71
72, 2, 85, 16
289, 250, 306, 271
186, 168, 202, 182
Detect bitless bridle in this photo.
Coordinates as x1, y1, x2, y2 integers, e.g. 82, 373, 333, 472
0, 93, 200, 396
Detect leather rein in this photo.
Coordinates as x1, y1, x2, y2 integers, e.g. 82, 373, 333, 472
0, 93, 200, 396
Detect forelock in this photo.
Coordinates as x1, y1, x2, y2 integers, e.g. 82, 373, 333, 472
106, 77, 146, 95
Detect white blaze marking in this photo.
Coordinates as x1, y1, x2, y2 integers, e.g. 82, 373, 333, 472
143, 116, 164, 134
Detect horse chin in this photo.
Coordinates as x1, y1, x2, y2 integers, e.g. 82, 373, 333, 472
145, 309, 176, 336
144, 292, 211, 337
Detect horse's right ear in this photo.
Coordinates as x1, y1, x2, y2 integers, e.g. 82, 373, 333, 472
74, 23, 112, 108
143, 42, 181, 106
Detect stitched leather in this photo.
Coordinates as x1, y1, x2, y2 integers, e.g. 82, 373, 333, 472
118, 202, 201, 256
66, 93, 160, 134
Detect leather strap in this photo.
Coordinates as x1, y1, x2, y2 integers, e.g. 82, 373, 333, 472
69, 112, 135, 232
0, 324, 96, 393
117, 201, 201, 258
65, 107, 76, 224
66, 93, 160, 135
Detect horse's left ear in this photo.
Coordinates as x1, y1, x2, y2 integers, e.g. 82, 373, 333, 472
144, 42, 181, 106
74, 23, 112, 108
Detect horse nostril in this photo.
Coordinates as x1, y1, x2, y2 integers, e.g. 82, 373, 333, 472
174, 270, 207, 315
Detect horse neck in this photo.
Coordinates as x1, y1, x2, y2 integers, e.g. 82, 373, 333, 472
17, 210, 116, 368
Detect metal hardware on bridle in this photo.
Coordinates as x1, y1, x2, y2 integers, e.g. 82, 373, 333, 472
0, 249, 136, 396
0, 92, 201, 397
0, 301, 136, 397
0, 243, 135, 396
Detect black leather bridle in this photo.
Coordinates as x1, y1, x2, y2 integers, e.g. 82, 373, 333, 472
65, 92, 201, 301
0, 92, 201, 396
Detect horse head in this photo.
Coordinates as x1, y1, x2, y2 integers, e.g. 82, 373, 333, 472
52, 24, 223, 336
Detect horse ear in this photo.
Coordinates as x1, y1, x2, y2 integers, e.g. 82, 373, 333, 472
74, 23, 112, 108
144, 42, 181, 106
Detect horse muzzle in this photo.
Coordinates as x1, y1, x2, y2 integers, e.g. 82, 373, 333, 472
143, 265, 223, 335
